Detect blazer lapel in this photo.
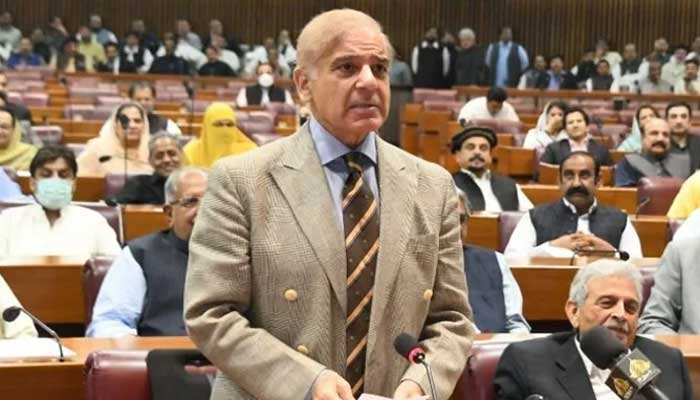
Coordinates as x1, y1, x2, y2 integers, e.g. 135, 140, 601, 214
269, 126, 347, 311
555, 334, 597, 400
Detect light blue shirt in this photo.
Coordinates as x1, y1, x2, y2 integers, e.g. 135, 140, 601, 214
0, 169, 32, 203
86, 246, 145, 337
486, 41, 529, 87
309, 117, 379, 231
547, 71, 562, 90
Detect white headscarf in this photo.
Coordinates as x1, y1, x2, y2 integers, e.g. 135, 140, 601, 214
95, 102, 151, 163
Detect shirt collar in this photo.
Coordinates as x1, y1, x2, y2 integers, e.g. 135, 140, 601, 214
421, 41, 439, 49
574, 336, 610, 379
309, 116, 377, 167
562, 197, 598, 215
461, 168, 491, 181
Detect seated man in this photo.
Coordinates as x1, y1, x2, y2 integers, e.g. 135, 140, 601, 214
615, 118, 691, 187
128, 82, 181, 135
457, 190, 529, 333
114, 132, 182, 205
494, 259, 693, 400
540, 107, 612, 167
451, 126, 533, 212
95, 41, 137, 74
457, 87, 519, 125
88, 167, 208, 337
584, 59, 619, 92
666, 101, 700, 172
667, 170, 700, 218
0, 145, 121, 259
0, 274, 37, 338
198, 45, 235, 77
673, 58, 700, 95
505, 151, 642, 261
236, 62, 294, 107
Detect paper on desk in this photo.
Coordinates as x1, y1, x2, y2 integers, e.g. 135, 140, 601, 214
359, 395, 429, 400
0, 338, 76, 362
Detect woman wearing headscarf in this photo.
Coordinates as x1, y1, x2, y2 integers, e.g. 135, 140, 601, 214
77, 102, 152, 176
183, 102, 257, 168
522, 101, 569, 149
617, 104, 660, 153
0, 106, 37, 170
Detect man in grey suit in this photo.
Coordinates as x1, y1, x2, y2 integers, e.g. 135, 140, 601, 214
183, 9, 474, 400
638, 236, 700, 334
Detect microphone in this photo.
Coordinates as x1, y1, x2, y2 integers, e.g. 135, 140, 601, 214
98, 155, 151, 166
569, 248, 630, 265
635, 197, 651, 217
183, 80, 195, 136
394, 333, 438, 400
3, 306, 66, 362
118, 113, 130, 130
581, 326, 670, 400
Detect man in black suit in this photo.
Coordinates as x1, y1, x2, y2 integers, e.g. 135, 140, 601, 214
96, 42, 137, 74
666, 101, 700, 172
540, 107, 612, 167
494, 260, 693, 400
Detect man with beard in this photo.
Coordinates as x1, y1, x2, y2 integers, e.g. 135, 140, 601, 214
451, 126, 532, 212
666, 101, 700, 172
411, 27, 450, 88
127, 82, 181, 135
494, 259, 693, 400
614, 118, 691, 187
505, 151, 642, 261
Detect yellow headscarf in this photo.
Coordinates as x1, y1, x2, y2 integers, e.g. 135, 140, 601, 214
183, 102, 257, 168
0, 121, 37, 171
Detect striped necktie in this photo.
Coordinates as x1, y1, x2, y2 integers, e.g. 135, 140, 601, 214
342, 152, 379, 396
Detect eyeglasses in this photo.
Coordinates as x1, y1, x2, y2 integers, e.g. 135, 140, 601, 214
170, 196, 201, 208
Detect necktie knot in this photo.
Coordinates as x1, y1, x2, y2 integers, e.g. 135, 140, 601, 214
343, 152, 364, 175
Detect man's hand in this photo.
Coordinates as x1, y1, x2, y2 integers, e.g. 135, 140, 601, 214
393, 380, 424, 399
312, 370, 355, 400
579, 233, 615, 252
549, 233, 587, 250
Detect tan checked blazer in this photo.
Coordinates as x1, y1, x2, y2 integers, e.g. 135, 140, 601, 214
183, 124, 474, 399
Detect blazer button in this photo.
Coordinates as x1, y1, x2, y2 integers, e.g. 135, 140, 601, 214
423, 289, 433, 301
284, 289, 298, 302
297, 345, 309, 355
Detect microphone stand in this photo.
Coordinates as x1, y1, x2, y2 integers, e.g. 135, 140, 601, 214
184, 79, 195, 137
421, 360, 439, 400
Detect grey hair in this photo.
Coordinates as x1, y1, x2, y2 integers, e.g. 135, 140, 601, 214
568, 259, 643, 306
148, 130, 181, 153
164, 167, 208, 205
458, 28, 476, 40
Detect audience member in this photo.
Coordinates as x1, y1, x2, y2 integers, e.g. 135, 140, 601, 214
277, 29, 296, 64
236, 62, 294, 107
96, 42, 137, 74
457, 87, 519, 125
198, 45, 235, 77
127, 82, 181, 135
29, 28, 51, 63
617, 104, 660, 152
494, 260, 692, 400
689, 36, 700, 60
517, 54, 547, 89
453, 27, 485, 86
411, 27, 450, 88
523, 101, 568, 149
594, 38, 622, 72
175, 18, 202, 50
77, 102, 152, 176
121, 31, 154, 73
0, 107, 36, 170
540, 108, 612, 166
115, 132, 182, 205
666, 101, 700, 171
485, 26, 529, 88
0, 145, 121, 259
50, 37, 87, 73
457, 191, 529, 333
441, 31, 458, 87
661, 45, 688, 85
647, 37, 671, 64
572, 48, 596, 86
45, 16, 68, 53
242, 36, 276, 78
88, 14, 118, 45
619, 43, 644, 76
201, 19, 225, 50
149, 34, 190, 75
585, 59, 619, 92
505, 151, 642, 261
130, 19, 160, 54
6, 37, 44, 68
637, 60, 672, 94
266, 47, 291, 78
0, 72, 32, 124
88, 167, 208, 337
0, 11, 21, 50
77, 25, 106, 72
615, 118, 690, 187
183, 102, 257, 168
451, 126, 533, 212
673, 58, 700, 95
0, 273, 37, 338
539, 55, 577, 90
211, 34, 240, 73
667, 170, 700, 218
389, 50, 413, 86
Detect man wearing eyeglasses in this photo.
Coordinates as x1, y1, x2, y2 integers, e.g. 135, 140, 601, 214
87, 167, 208, 337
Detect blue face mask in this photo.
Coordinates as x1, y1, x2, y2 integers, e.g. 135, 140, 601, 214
34, 177, 73, 210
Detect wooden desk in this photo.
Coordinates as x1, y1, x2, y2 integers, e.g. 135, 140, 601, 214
0, 336, 194, 400
465, 212, 500, 249
123, 205, 169, 241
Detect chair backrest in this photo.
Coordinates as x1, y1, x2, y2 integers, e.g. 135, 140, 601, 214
639, 265, 657, 313
412, 88, 458, 103
104, 174, 128, 199
498, 211, 525, 252
146, 349, 212, 400
668, 218, 685, 239
82, 256, 116, 326
74, 202, 124, 244
238, 119, 275, 135
31, 125, 64, 146
637, 177, 684, 215
451, 342, 509, 400
85, 350, 150, 400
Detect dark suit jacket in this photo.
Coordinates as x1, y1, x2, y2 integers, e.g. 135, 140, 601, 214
541, 138, 613, 166
494, 331, 693, 400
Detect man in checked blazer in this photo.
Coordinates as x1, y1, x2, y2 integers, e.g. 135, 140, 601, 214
184, 9, 474, 400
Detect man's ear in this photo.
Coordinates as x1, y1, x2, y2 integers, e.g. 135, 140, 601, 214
163, 204, 174, 226
565, 300, 580, 329
292, 67, 311, 104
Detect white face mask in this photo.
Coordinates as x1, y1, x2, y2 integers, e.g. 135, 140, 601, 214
258, 73, 274, 88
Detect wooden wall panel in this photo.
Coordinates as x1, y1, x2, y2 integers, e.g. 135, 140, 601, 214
1, 0, 700, 69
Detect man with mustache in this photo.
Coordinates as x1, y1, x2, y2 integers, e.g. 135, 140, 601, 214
540, 107, 612, 167
614, 118, 691, 187
665, 101, 700, 172
505, 151, 642, 261
494, 260, 693, 400
451, 126, 533, 212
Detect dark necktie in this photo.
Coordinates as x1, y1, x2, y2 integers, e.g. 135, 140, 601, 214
342, 152, 379, 396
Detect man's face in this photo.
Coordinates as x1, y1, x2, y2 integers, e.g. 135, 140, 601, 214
30, 157, 75, 188
19, 38, 32, 54
267, 49, 279, 66
78, 27, 91, 43
534, 55, 546, 71
105, 45, 119, 60
486, 100, 503, 116
31, 28, 44, 43
459, 35, 474, 49
176, 20, 190, 35
675, 48, 688, 62
565, 111, 588, 140
294, 30, 390, 147
655, 38, 669, 53
0, 111, 12, 149
566, 275, 640, 348
597, 62, 610, 76
89, 16, 102, 30
167, 173, 207, 241
500, 27, 512, 42
115, 106, 144, 144
454, 136, 493, 174
209, 19, 223, 35
559, 154, 597, 210
132, 20, 145, 33
685, 63, 698, 81
206, 47, 218, 62
149, 138, 182, 177
648, 62, 662, 81
424, 28, 438, 42
642, 118, 671, 157
0, 13, 11, 26
257, 63, 274, 77
279, 30, 290, 44
263, 37, 276, 50
550, 57, 563, 74
623, 44, 637, 61
131, 87, 155, 112
667, 106, 690, 136
126, 34, 139, 47
164, 38, 176, 54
